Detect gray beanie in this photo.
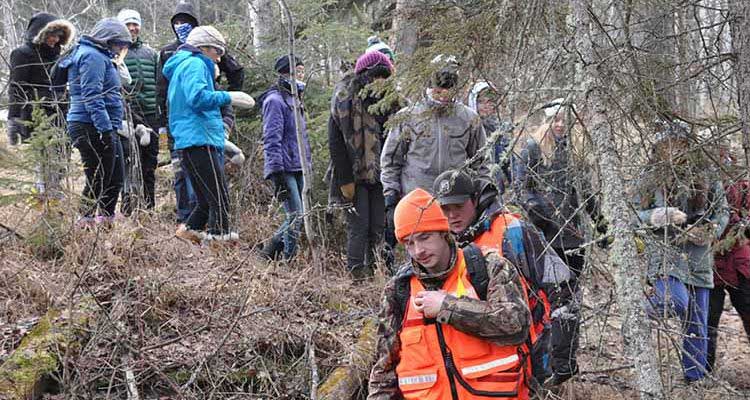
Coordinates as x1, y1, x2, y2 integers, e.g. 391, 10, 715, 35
186, 26, 226, 54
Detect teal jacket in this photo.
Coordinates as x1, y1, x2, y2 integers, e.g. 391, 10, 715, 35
162, 45, 230, 150
123, 37, 160, 124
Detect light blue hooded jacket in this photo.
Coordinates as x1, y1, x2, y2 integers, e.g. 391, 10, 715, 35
162, 44, 231, 150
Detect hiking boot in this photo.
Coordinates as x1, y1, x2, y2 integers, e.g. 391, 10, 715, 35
175, 224, 204, 243
256, 239, 283, 260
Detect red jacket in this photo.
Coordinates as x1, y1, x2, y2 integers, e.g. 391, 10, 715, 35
715, 180, 750, 288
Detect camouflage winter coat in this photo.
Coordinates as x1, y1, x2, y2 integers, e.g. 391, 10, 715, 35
367, 245, 530, 399
328, 73, 398, 186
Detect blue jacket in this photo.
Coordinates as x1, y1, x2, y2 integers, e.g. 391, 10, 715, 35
162, 45, 230, 150
259, 84, 311, 179
64, 38, 123, 133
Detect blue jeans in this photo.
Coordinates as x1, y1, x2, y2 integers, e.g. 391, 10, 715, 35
174, 149, 225, 223
646, 276, 710, 382
271, 172, 304, 259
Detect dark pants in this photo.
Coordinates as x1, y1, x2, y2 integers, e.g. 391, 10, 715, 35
121, 121, 160, 212
346, 183, 385, 271
707, 276, 750, 371
69, 122, 123, 217
551, 246, 584, 378
181, 145, 230, 234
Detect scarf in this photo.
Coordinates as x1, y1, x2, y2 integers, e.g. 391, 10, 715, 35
174, 23, 193, 44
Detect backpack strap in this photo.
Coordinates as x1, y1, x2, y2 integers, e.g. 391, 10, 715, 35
393, 263, 415, 326
463, 244, 489, 301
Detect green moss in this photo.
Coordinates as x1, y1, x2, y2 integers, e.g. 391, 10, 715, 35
0, 299, 95, 399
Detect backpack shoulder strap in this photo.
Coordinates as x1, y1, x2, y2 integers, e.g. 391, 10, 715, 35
393, 263, 415, 324
463, 244, 489, 301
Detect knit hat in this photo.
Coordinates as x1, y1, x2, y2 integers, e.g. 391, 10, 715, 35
354, 51, 393, 75
117, 9, 142, 26
430, 54, 460, 89
186, 26, 226, 55
275, 55, 304, 74
394, 188, 450, 242
365, 36, 395, 61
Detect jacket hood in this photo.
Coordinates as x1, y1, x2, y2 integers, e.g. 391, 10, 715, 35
26, 13, 76, 47
83, 18, 131, 49
162, 45, 208, 81
467, 81, 491, 112
171, 2, 200, 39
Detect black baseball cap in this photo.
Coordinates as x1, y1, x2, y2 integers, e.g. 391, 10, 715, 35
433, 170, 475, 206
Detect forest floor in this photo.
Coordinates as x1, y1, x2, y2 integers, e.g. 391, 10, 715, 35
1, 134, 750, 399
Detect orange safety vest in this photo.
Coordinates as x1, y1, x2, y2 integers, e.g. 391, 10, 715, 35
473, 214, 550, 347
395, 249, 531, 400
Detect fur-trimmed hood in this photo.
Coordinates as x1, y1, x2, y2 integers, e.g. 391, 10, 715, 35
27, 13, 76, 47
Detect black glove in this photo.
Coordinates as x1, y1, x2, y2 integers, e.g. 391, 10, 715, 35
546, 311, 580, 387
271, 172, 289, 202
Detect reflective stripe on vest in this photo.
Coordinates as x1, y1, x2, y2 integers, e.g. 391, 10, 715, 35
462, 354, 520, 376
399, 373, 438, 387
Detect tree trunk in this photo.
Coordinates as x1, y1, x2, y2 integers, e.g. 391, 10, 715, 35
730, 0, 750, 167
277, 0, 316, 249
573, 1, 665, 398
391, 0, 418, 58
1, 0, 19, 53
250, 0, 276, 55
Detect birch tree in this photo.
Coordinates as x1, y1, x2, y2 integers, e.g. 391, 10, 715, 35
574, 0, 665, 397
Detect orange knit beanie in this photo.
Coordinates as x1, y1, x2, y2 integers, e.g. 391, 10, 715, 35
394, 188, 450, 242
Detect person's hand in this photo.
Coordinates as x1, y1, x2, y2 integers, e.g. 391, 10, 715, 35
271, 172, 289, 202
413, 290, 447, 319
650, 207, 687, 227
228, 91, 255, 109
224, 140, 245, 165
340, 182, 355, 201
158, 127, 168, 135
686, 224, 716, 246
135, 124, 153, 146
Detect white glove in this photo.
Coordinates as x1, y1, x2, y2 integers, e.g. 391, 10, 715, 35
650, 207, 687, 227
134, 124, 153, 147
224, 139, 245, 165
228, 91, 255, 109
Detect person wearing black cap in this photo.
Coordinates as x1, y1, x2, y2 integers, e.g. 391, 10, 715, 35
432, 168, 581, 390
380, 54, 489, 267
256, 55, 311, 260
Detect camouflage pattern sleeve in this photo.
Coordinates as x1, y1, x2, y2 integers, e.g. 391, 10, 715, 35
437, 252, 530, 345
367, 279, 404, 400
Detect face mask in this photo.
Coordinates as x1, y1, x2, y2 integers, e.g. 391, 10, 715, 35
174, 23, 193, 44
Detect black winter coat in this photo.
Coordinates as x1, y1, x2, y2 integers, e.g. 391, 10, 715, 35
8, 13, 75, 121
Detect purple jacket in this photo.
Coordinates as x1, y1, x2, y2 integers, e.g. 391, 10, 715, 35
259, 84, 311, 179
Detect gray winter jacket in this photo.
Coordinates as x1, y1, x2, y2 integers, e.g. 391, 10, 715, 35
380, 97, 488, 198
635, 180, 729, 288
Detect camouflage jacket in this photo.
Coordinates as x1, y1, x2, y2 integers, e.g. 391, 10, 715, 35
328, 73, 398, 186
367, 246, 530, 399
